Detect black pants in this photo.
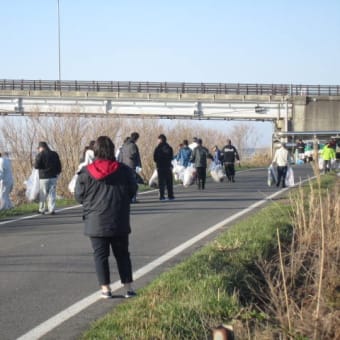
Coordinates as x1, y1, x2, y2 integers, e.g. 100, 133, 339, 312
224, 163, 235, 181
90, 235, 133, 286
277, 166, 288, 187
157, 167, 174, 199
196, 167, 206, 189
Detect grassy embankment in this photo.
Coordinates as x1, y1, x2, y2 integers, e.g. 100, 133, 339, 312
81, 173, 339, 339
0, 198, 76, 219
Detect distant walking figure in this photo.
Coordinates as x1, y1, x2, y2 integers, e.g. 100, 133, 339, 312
272, 142, 289, 188
190, 138, 213, 190
0, 152, 14, 210
34, 141, 62, 214
118, 132, 142, 203
220, 139, 240, 182
153, 134, 175, 200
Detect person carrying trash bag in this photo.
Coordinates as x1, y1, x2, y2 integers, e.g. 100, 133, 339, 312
34, 141, 62, 215
272, 142, 289, 188
190, 138, 213, 190
220, 139, 240, 183
118, 132, 142, 203
0, 152, 14, 210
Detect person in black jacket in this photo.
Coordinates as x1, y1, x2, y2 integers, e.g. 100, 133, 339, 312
190, 138, 213, 190
75, 136, 137, 299
153, 134, 175, 201
34, 141, 62, 214
117, 132, 142, 203
220, 139, 240, 182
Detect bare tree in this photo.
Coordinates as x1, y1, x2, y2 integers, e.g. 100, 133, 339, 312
229, 123, 260, 159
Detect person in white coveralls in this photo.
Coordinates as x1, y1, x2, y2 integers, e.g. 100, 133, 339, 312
0, 152, 14, 210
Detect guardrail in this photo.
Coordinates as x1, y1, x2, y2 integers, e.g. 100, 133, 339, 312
1, 79, 340, 96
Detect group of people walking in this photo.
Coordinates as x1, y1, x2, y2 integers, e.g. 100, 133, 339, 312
174, 137, 240, 190
1, 133, 241, 300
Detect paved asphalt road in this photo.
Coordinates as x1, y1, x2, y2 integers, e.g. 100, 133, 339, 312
0, 165, 315, 340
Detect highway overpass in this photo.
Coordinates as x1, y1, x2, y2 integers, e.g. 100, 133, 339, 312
1, 79, 339, 132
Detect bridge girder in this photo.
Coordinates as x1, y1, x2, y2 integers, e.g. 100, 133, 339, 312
0, 91, 292, 123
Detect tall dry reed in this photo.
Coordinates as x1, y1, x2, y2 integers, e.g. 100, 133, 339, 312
256, 177, 340, 339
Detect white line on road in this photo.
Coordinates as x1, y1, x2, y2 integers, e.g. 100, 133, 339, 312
16, 184, 294, 340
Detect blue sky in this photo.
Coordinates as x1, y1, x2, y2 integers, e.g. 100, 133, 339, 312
1, 1, 339, 145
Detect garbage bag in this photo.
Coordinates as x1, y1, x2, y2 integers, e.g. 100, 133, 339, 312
68, 174, 78, 193
183, 166, 196, 187
25, 169, 40, 201
149, 169, 158, 188
285, 167, 295, 187
267, 165, 277, 187
210, 162, 225, 182
172, 160, 185, 182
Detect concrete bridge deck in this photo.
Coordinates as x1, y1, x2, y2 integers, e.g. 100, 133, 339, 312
0, 80, 339, 131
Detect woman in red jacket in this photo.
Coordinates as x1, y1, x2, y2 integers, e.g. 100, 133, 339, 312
75, 136, 137, 299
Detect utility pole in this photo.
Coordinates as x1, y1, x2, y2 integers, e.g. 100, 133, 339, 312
57, 0, 61, 84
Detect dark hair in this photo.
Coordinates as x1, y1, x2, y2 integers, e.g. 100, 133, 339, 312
38, 141, 49, 149
183, 139, 188, 146
158, 134, 166, 143
197, 138, 203, 145
94, 136, 115, 161
89, 140, 95, 149
130, 132, 139, 142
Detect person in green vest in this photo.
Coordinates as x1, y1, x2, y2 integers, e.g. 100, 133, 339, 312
321, 141, 336, 173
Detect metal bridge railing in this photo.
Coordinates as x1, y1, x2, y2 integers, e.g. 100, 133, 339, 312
1, 79, 339, 96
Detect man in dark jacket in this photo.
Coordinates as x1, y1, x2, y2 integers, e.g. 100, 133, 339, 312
153, 134, 175, 200
220, 139, 240, 182
118, 132, 142, 203
190, 138, 213, 190
75, 136, 137, 299
34, 141, 62, 214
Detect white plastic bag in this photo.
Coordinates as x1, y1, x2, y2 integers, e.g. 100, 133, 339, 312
267, 165, 277, 186
25, 169, 40, 201
210, 162, 225, 182
172, 160, 185, 182
330, 159, 337, 170
285, 167, 295, 187
149, 169, 158, 188
68, 174, 78, 193
183, 166, 196, 187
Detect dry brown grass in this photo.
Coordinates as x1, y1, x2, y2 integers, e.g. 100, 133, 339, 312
1, 116, 261, 201
254, 177, 340, 339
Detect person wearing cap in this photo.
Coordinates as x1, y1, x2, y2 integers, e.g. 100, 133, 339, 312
272, 142, 289, 188
220, 139, 240, 182
153, 134, 175, 200
34, 141, 62, 214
